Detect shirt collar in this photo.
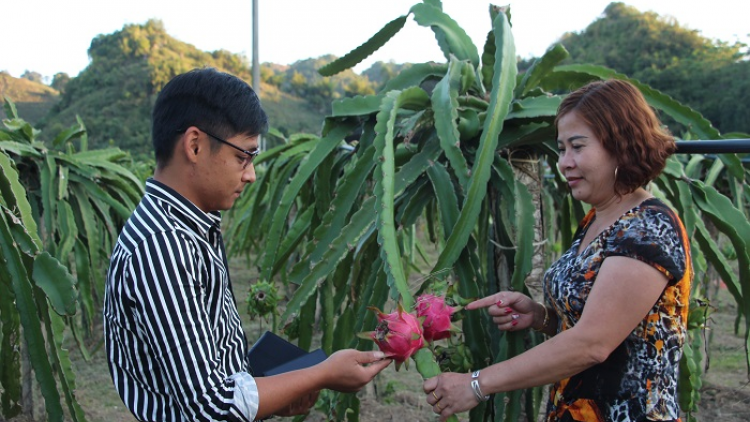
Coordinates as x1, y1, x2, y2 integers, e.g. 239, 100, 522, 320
144, 178, 222, 236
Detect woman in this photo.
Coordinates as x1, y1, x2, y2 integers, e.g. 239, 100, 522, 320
424, 79, 692, 422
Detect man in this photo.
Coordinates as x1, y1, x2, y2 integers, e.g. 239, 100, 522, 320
103, 68, 390, 422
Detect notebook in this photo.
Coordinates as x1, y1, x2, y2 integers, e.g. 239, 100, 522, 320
247, 331, 327, 377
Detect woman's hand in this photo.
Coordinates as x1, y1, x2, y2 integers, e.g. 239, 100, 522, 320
423, 372, 478, 421
466, 291, 542, 331
317, 349, 392, 392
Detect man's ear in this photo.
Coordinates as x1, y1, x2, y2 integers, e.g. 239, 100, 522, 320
180, 127, 202, 164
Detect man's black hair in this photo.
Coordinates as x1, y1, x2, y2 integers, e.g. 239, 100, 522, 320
151, 67, 268, 166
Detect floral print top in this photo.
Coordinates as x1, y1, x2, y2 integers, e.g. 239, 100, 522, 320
543, 198, 692, 422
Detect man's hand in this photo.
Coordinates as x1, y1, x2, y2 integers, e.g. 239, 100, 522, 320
273, 391, 319, 417
318, 350, 392, 392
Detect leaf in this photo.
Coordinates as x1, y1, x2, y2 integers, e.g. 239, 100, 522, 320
0, 210, 64, 421
270, 206, 314, 276
55, 201, 77, 260
70, 186, 105, 297
374, 90, 418, 308
0, 140, 44, 158
2, 207, 38, 257
432, 57, 470, 189
431, 11, 517, 275
427, 162, 459, 236
331, 94, 384, 117
46, 312, 88, 421
510, 180, 534, 290
309, 146, 377, 265
259, 122, 355, 282
40, 155, 58, 243
32, 251, 78, 316
515, 43, 569, 97
506, 96, 562, 121
67, 173, 132, 219
382, 62, 449, 92
280, 198, 376, 323
689, 180, 750, 371
0, 151, 42, 247
3, 97, 19, 119
319, 15, 408, 76
410, 3, 480, 68
0, 266, 22, 417
52, 121, 86, 148
74, 240, 95, 329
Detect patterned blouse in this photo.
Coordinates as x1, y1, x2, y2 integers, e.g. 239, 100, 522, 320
543, 198, 692, 422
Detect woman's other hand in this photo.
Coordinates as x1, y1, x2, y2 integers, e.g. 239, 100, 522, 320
423, 372, 478, 421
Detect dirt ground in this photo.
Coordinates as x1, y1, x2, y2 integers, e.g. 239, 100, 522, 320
8, 262, 749, 422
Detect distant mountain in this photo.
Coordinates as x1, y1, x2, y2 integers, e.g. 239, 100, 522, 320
37, 19, 300, 158
0, 72, 59, 123
29, 19, 389, 159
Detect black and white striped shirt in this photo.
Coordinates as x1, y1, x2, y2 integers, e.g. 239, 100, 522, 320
104, 179, 259, 422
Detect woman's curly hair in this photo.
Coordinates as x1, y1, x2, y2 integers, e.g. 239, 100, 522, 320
555, 79, 676, 196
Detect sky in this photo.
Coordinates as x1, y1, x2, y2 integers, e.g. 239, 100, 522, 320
3, 0, 749, 81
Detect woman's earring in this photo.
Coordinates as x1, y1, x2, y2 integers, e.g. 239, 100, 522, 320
614, 166, 619, 181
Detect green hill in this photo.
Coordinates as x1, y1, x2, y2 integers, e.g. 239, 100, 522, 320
38, 19, 348, 159
0, 72, 59, 124
558, 2, 750, 134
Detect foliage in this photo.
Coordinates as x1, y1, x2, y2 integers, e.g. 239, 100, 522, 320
559, 2, 750, 135
50, 72, 71, 94
20, 70, 44, 84
227, 2, 750, 421
0, 98, 143, 421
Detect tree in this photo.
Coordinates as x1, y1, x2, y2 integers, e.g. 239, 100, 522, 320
20, 70, 43, 84
288, 70, 309, 96
51, 72, 71, 93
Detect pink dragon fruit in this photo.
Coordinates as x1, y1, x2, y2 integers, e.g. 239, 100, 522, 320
415, 294, 457, 342
361, 303, 424, 369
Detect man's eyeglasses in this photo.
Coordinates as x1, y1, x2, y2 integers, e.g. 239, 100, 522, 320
183, 128, 260, 169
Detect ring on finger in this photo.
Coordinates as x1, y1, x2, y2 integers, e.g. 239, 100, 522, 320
432, 391, 439, 401
436, 401, 442, 412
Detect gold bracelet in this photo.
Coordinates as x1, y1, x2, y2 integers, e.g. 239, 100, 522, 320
534, 301, 549, 332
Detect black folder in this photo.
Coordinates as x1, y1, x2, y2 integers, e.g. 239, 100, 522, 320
247, 331, 327, 377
